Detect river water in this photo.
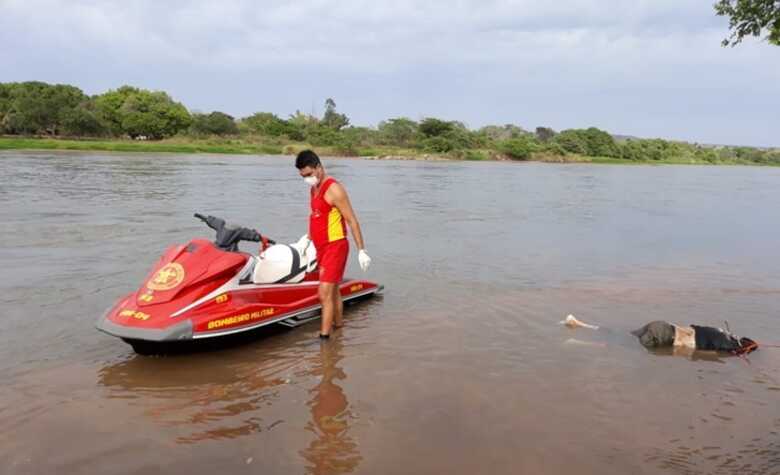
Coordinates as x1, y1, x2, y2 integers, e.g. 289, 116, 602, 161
1, 151, 780, 475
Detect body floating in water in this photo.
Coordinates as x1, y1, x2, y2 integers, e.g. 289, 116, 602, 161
631, 320, 757, 356
560, 315, 758, 356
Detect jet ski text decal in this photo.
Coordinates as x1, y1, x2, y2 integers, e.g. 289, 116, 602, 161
119, 309, 151, 321
207, 308, 276, 330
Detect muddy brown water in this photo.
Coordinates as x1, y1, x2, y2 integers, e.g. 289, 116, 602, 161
1, 151, 780, 475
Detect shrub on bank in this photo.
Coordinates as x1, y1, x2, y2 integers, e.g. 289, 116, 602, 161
554, 128, 620, 157
498, 136, 537, 160
190, 111, 239, 136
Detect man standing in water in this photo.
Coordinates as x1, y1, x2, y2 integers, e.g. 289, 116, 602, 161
295, 150, 371, 338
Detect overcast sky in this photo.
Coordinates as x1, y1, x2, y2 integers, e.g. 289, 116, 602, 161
2, 0, 778, 146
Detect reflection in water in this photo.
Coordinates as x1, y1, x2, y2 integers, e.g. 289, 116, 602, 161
645, 346, 728, 363
97, 352, 296, 444
300, 337, 362, 475
96, 335, 363, 473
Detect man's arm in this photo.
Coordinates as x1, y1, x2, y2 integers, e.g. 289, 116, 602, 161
327, 183, 365, 250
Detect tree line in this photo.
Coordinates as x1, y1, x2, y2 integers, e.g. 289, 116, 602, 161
1, 81, 778, 165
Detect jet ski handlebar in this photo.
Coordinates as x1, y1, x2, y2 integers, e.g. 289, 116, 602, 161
194, 213, 276, 251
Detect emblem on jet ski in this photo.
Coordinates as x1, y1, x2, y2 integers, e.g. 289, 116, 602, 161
147, 263, 185, 291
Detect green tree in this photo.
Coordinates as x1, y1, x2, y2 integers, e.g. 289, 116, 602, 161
308, 127, 341, 146
421, 136, 457, 153
321, 98, 349, 130
535, 126, 556, 142
339, 126, 379, 147
240, 112, 290, 136
715, 0, 780, 46
287, 110, 320, 141
190, 111, 239, 135
620, 138, 683, 161
419, 117, 454, 137
498, 136, 536, 160
541, 142, 567, 156
619, 139, 643, 161
329, 127, 376, 156
552, 127, 619, 157
553, 130, 588, 155
423, 120, 479, 152
0, 82, 87, 135
694, 147, 719, 163
0, 83, 12, 134
377, 117, 419, 147
581, 127, 620, 157
478, 124, 528, 143
763, 150, 780, 164
95, 86, 191, 139
94, 86, 140, 135
444, 122, 477, 148
121, 111, 164, 139
61, 101, 107, 136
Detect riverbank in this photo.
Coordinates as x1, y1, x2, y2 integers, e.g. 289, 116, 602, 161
0, 136, 430, 160
0, 136, 775, 166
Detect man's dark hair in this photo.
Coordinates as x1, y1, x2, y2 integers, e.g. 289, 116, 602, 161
295, 150, 321, 169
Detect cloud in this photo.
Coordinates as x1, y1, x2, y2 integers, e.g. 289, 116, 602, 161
0, 0, 734, 68
1, 0, 779, 145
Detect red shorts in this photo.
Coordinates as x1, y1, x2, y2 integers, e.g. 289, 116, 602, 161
316, 239, 349, 283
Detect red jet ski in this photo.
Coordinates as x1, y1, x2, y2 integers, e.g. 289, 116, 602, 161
97, 213, 383, 354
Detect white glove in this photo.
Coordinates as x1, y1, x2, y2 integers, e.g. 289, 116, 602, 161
358, 249, 371, 272
298, 234, 312, 251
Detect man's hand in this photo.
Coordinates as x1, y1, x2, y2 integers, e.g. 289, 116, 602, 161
298, 234, 312, 251
358, 249, 371, 272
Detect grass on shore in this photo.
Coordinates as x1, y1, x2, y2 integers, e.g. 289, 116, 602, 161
0, 136, 426, 159
0, 136, 288, 155
1, 136, 776, 166
586, 156, 772, 166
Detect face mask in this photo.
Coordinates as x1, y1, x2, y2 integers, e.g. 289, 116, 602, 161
304, 175, 319, 186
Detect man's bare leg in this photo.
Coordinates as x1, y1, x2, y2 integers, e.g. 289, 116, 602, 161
333, 285, 344, 328
319, 282, 336, 336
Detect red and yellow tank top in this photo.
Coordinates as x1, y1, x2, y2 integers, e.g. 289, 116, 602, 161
310, 177, 347, 249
